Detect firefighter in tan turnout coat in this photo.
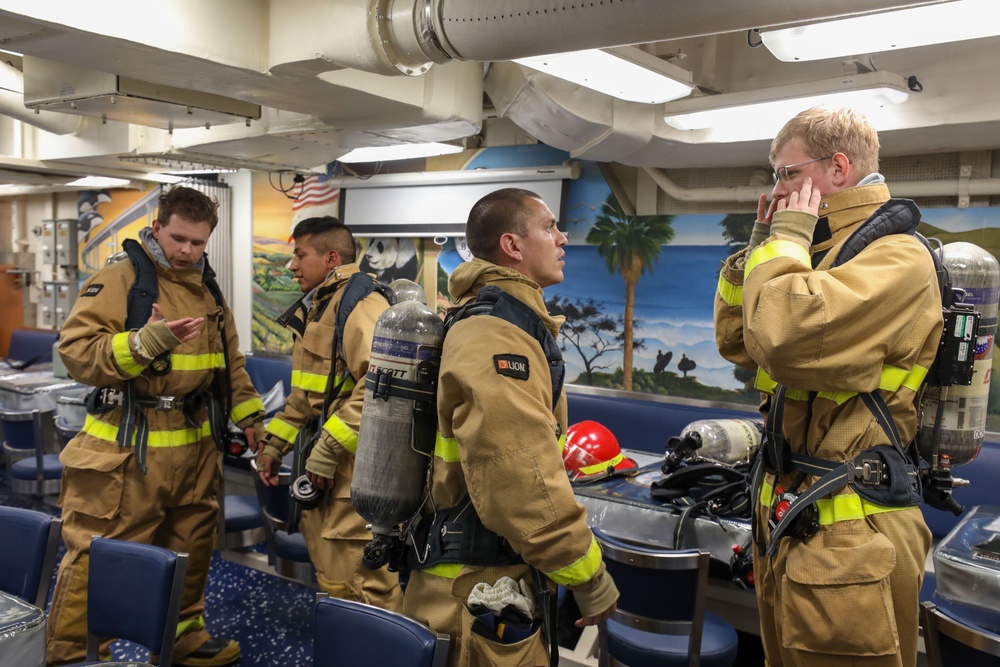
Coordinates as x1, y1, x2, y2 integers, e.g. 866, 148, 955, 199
714, 108, 941, 666
402, 188, 618, 667
48, 186, 265, 667
256, 216, 400, 608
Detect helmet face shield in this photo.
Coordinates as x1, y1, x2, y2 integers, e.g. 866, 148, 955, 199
563, 420, 639, 483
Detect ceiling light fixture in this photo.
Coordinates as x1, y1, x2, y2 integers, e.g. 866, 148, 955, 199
514, 46, 693, 104
66, 176, 133, 188
760, 0, 996, 62
662, 71, 909, 139
337, 142, 465, 164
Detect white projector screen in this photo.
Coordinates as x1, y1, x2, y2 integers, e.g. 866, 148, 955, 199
341, 178, 566, 238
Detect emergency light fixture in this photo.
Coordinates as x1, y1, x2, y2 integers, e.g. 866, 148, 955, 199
662, 70, 909, 140
760, 0, 996, 62
514, 46, 693, 104
337, 142, 465, 164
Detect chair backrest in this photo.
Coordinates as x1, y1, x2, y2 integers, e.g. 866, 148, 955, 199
593, 526, 710, 665
921, 601, 1000, 667
87, 537, 188, 667
0, 506, 62, 609
314, 595, 448, 667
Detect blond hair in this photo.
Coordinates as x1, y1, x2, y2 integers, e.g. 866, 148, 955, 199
770, 107, 880, 184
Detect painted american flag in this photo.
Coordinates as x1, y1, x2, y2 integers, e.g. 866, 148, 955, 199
291, 171, 340, 212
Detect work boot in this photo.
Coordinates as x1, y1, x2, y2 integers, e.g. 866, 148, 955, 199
169, 635, 241, 667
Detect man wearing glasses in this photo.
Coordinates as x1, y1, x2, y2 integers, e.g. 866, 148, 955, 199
715, 107, 940, 666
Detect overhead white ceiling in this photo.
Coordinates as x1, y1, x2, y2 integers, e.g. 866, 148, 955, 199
0, 0, 996, 190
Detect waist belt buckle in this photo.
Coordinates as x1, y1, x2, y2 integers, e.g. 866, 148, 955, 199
157, 395, 180, 410
846, 455, 883, 486
100, 387, 124, 406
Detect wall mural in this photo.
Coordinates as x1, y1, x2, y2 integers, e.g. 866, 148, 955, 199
432, 146, 1000, 431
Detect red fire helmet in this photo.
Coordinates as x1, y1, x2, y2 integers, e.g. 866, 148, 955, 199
563, 420, 638, 484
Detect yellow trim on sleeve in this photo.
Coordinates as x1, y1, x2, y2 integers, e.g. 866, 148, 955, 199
323, 414, 358, 454
717, 273, 743, 307
744, 239, 811, 279
266, 417, 300, 444
231, 397, 265, 423
547, 536, 604, 587
112, 332, 144, 377
435, 433, 460, 463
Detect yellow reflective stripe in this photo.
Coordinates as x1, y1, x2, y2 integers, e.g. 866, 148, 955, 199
744, 239, 811, 279
548, 536, 603, 586
423, 563, 465, 578
717, 273, 742, 307
291, 370, 328, 393
815, 493, 911, 524
339, 375, 356, 394
175, 614, 205, 638
759, 480, 911, 525
266, 417, 300, 444
754, 368, 777, 394
112, 332, 144, 377
760, 363, 929, 405
816, 390, 855, 405
170, 352, 225, 371
579, 451, 625, 476
435, 433, 460, 463
82, 414, 212, 447
323, 414, 358, 454
558, 431, 566, 451
815, 364, 929, 405
232, 397, 264, 424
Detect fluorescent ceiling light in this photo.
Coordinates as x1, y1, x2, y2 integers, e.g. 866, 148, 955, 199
337, 142, 465, 164
66, 176, 132, 188
514, 46, 693, 104
663, 70, 909, 139
760, 0, 996, 62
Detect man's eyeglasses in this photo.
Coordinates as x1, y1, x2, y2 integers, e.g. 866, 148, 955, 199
772, 155, 834, 184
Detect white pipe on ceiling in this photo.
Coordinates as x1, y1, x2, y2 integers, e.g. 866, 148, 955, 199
643, 167, 1000, 204
0, 60, 83, 136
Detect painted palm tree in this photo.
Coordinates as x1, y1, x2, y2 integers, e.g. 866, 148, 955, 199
586, 193, 674, 391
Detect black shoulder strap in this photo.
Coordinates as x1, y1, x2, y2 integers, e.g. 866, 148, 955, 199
122, 238, 158, 330
319, 272, 395, 421
445, 285, 565, 410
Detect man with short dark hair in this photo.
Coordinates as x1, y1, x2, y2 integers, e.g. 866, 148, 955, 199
402, 188, 618, 666
715, 107, 941, 666
256, 216, 400, 609
48, 185, 265, 667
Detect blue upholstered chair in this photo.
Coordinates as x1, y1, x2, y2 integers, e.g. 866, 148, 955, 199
593, 527, 738, 667
314, 594, 449, 667
0, 506, 62, 609
82, 537, 188, 667
921, 601, 1000, 667
251, 458, 316, 586
219, 492, 267, 550
4, 408, 63, 497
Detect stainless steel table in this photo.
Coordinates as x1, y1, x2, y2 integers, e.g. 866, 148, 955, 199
574, 454, 753, 564
0, 369, 86, 412
0, 591, 46, 667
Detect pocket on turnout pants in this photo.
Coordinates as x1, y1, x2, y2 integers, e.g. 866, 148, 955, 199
459, 603, 548, 667
59, 444, 132, 520
781, 526, 899, 656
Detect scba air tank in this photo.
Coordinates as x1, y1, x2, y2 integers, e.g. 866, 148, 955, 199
352, 300, 444, 567
664, 418, 763, 471
918, 242, 1000, 466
